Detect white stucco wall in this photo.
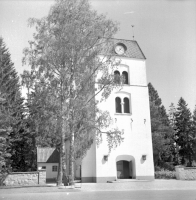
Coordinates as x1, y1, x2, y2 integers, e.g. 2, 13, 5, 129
37, 163, 58, 180
81, 141, 96, 182
64, 138, 96, 181
81, 56, 154, 182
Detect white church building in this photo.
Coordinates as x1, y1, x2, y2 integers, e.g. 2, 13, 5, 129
68, 38, 154, 182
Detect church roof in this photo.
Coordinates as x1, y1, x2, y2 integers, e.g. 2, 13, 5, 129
102, 38, 146, 60
37, 147, 60, 163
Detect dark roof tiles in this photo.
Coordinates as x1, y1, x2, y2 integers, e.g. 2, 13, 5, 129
102, 38, 146, 60
37, 147, 60, 163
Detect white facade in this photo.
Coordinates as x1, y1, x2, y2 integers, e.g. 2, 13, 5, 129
79, 40, 154, 182
37, 163, 59, 180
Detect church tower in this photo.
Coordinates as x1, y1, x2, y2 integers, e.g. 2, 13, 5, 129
76, 38, 154, 182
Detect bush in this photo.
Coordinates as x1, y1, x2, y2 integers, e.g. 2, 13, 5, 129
155, 170, 176, 179
154, 166, 162, 171
158, 162, 175, 171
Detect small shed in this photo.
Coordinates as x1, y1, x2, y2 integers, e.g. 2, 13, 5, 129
37, 147, 60, 182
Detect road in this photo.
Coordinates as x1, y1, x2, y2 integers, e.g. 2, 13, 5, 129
1, 190, 196, 200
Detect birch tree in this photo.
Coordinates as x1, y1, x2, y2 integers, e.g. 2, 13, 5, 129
22, 0, 123, 185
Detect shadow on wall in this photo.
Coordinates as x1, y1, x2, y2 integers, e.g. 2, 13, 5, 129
102, 155, 109, 164
140, 155, 147, 164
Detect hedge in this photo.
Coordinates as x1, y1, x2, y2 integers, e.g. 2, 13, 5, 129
155, 170, 176, 179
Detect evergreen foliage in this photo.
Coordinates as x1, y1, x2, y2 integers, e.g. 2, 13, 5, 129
168, 103, 179, 165
0, 97, 11, 172
174, 97, 195, 166
148, 83, 174, 167
192, 106, 196, 163
148, 84, 196, 168
0, 37, 20, 171
0, 37, 34, 172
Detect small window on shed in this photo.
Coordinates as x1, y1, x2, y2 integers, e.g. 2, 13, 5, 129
52, 166, 58, 172
115, 97, 122, 113
122, 71, 128, 84
42, 166, 46, 169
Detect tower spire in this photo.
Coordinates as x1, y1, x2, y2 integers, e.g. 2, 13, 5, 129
131, 25, 135, 40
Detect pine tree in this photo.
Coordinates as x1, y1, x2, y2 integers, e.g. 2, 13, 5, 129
175, 97, 194, 166
0, 37, 20, 171
168, 103, 176, 127
8, 98, 37, 172
0, 95, 11, 173
191, 106, 196, 164
168, 103, 179, 165
148, 83, 173, 168
0, 37, 34, 172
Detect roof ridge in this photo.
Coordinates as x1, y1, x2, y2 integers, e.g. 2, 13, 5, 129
103, 37, 136, 42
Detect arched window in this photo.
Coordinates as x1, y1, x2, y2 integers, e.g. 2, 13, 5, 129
115, 97, 121, 113
124, 97, 130, 113
114, 70, 120, 84
122, 71, 128, 84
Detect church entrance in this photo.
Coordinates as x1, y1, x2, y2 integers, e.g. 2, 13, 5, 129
116, 160, 132, 179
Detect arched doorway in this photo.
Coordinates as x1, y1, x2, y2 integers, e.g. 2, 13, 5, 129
116, 160, 133, 179
116, 155, 135, 179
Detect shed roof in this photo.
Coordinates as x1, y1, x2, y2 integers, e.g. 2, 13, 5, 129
37, 147, 60, 163
102, 38, 146, 60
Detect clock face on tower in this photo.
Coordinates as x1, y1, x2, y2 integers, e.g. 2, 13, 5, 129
115, 44, 126, 55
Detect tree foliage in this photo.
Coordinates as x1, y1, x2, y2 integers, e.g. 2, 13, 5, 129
0, 37, 34, 172
22, 0, 123, 184
148, 83, 174, 167
192, 106, 196, 162
0, 97, 11, 172
0, 37, 20, 171
174, 97, 195, 166
167, 103, 180, 165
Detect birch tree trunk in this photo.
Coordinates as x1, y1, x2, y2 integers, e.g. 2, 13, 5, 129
69, 129, 75, 185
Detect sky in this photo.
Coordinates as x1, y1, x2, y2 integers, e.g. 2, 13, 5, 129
0, 0, 196, 112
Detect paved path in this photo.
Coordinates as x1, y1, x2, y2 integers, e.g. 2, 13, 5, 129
1, 180, 196, 194
1, 180, 196, 200
47, 179, 196, 192
1, 190, 196, 200
78, 180, 196, 191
